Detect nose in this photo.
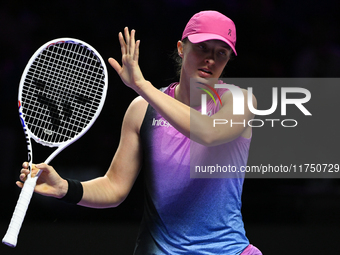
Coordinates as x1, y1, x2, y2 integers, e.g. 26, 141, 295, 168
205, 57, 215, 65
205, 50, 215, 64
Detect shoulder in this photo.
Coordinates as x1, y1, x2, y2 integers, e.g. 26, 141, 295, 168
128, 96, 148, 112
123, 96, 148, 134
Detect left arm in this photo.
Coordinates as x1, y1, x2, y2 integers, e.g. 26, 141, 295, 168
128, 83, 255, 146
109, 28, 255, 146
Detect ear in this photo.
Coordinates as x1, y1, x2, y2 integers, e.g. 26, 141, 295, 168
177, 40, 184, 57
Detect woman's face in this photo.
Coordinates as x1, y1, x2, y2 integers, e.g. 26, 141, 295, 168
179, 39, 232, 82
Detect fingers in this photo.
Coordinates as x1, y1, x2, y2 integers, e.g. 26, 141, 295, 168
21, 162, 31, 181
109, 27, 140, 75
35, 163, 49, 171
16, 181, 24, 189
118, 32, 126, 55
20, 162, 28, 182
134, 40, 140, 62
20, 167, 29, 182
108, 57, 122, 74
20, 165, 37, 181
20, 162, 46, 182
124, 27, 130, 55
129, 29, 139, 61
119, 27, 138, 57
130, 29, 136, 56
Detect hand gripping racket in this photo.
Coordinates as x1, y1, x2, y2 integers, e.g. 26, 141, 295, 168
2, 38, 108, 247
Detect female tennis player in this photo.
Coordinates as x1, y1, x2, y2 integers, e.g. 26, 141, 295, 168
19, 11, 262, 254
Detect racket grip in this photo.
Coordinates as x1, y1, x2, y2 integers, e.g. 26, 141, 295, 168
2, 176, 38, 247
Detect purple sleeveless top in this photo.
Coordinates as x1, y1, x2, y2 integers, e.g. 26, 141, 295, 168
134, 83, 251, 255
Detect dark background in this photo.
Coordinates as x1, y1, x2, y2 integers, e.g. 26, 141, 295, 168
1, 0, 340, 254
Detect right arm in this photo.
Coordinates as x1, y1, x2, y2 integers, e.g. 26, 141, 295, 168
79, 96, 147, 208
18, 96, 148, 209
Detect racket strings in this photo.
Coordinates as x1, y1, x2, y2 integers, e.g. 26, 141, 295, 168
22, 42, 106, 144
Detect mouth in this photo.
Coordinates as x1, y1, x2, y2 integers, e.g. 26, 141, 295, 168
198, 68, 213, 78
198, 68, 212, 75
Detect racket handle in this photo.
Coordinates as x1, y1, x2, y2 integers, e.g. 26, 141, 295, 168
2, 176, 38, 247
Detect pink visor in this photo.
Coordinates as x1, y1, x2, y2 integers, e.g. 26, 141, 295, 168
181, 11, 237, 55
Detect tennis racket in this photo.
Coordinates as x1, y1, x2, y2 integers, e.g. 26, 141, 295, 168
2, 38, 108, 247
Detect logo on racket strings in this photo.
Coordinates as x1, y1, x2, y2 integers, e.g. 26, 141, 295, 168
32, 79, 92, 131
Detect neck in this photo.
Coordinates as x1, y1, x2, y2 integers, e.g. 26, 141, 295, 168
175, 81, 189, 106
176, 77, 203, 107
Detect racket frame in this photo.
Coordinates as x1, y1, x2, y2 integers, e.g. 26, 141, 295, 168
2, 38, 108, 247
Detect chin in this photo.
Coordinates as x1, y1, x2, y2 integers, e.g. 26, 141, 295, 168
194, 76, 219, 86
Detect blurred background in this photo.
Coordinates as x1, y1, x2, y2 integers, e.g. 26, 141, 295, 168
1, 0, 340, 254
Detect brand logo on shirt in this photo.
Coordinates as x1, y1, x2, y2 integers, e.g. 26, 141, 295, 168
152, 118, 172, 128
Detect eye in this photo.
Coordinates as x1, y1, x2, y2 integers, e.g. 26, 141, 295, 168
218, 49, 230, 58
197, 43, 207, 50
217, 50, 228, 58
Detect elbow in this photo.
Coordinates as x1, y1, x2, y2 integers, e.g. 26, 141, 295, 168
106, 186, 129, 208
199, 137, 217, 147
101, 176, 129, 208
195, 130, 224, 147
111, 193, 127, 208
196, 128, 239, 147
200, 140, 226, 148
